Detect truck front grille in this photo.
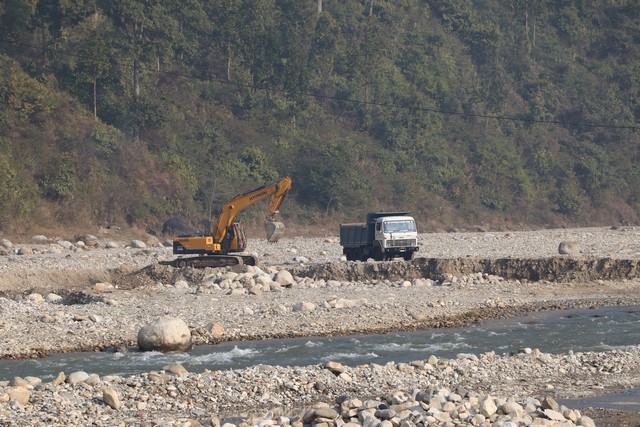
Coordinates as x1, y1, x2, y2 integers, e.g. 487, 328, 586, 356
387, 239, 417, 247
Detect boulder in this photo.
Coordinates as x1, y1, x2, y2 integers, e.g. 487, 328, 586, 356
480, 395, 497, 417
293, 302, 316, 312
130, 240, 147, 249
162, 218, 195, 236
138, 316, 192, 352
7, 386, 29, 406
66, 371, 90, 384
57, 240, 75, 250
163, 363, 189, 377
558, 241, 580, 255
75, 234, 99, 247
274, 270, 295, 286
103, 388, 121, 410
323, 361, 345, 375
17, 247, 33, 255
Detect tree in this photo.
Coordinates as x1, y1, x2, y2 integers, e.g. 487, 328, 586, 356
63, 12, 114, 119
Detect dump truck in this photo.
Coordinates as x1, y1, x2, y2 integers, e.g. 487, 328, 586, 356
170, 176, 291, 268
340, 212, 418, 261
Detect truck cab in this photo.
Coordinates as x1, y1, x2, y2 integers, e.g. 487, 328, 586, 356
373, 215, 417, 258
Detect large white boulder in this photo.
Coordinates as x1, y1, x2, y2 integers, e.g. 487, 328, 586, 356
137, 316, 192, 352
558, 241, 580, 255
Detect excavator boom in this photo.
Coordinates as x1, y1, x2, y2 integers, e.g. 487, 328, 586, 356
170, 176, 292, 268
214, 175, 291, 243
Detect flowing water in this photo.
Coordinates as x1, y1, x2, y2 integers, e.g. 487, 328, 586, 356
2, 306, 638, 410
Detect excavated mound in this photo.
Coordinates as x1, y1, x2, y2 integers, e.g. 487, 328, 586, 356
122, 256, 640, 288
290, 256, 640, 283
2, 257, 637, 298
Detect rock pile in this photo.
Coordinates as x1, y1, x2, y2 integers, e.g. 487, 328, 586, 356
1, 346, 626, 426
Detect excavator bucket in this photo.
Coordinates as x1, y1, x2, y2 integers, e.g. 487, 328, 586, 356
265, 221, 285, 243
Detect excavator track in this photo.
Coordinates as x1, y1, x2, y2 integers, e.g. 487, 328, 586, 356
166, 255, 258, 269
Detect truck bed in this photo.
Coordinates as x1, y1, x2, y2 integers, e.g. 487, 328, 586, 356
339, 223, 367, 247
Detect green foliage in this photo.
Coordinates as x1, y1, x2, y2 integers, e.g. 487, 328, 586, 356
0, 150, 36, 227
0, 0, 639, 230
0, 0, 34, 37
39, 155, 77, 201
0, 57, 56, 122
91, 122, 124, 158
554, 181, 583, 216
240, 146, 278, 183
295, 136, 371, 214
160, 152, 198, 199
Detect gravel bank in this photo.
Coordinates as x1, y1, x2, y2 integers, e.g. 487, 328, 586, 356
0, 226, 638, 426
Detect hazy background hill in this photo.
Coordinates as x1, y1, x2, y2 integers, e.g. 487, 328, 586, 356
0, 0, 638, 237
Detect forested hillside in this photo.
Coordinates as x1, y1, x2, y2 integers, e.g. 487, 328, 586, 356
0, 0, 638, 235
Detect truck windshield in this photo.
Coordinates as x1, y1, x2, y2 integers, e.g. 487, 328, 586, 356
383, 220, 416, 233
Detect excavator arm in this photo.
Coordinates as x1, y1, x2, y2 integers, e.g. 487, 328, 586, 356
171, 176, 292, 264
213, 175, 292, 243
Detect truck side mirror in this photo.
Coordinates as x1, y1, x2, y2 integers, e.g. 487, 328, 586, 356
376, 223, 381, 231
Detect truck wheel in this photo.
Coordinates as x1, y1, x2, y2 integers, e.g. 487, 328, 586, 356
345, 249, 355, 261
403, 252, 413, 261
373, 244, 384, 261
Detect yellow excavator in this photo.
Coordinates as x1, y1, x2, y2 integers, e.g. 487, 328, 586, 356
170, 176, 292, 268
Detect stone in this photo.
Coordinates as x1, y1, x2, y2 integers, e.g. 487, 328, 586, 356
137, 316, 192, 352
544, 409, 566, 421
162, 218, 195, 236
480, 396, 497, 417
502, 401, 525, 417
45, 293, 63, 302
174, 280, 190, 289
375, 409, 396, 420
576, 416, 596, 427
17, 247, 33, 255
205, 322, 225, 338
558, 241, 580, 255
103, 387, 121, 409
274, 270, 295, 286
323, 361, 345, 375
94, 282, 113, 292
541, 396, 560, 412
7, 386, 29, 406
9, 377, 29, 388
75, 234, 99, 246
163, 363, 189, 377
314, 407, 339, 420
130, 240, 147, 248
0, 239, 12, 249
24, 377, 42, 387
146, 235, 160, 246
66, 371, 90, 384
57, 240, 75, 250
52, 372, 66, 386
27, 293, 44, 302
293, 302, 316, 312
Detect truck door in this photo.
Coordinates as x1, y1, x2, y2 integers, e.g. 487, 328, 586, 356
375, 221, 383, 244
